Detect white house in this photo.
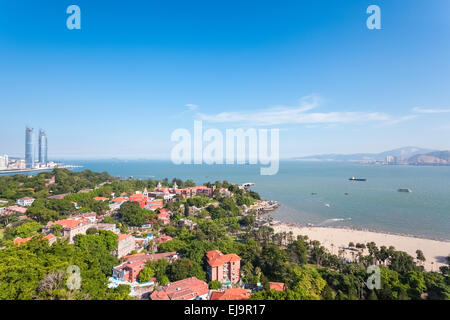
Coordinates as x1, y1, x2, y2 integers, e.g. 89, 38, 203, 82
16, 197, 35, 207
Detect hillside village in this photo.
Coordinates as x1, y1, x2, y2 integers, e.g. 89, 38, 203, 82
0, 169, 449, 300
0, 169, 278, 300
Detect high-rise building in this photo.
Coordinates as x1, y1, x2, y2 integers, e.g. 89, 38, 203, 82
38, 129, 48, 165
25, 127, 34, 169
0, 154, 8, 169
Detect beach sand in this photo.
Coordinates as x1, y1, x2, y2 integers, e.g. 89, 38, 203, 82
272, 224, 450, 271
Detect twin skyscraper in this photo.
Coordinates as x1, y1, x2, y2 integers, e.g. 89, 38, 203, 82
25, 127, 48, 169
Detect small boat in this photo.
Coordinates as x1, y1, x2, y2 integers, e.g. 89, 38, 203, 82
311, 192, 317, 195
344, 193, 349, 195
398, 188, 412, 193
349, 177, 367, 181
324, 203, 331, 208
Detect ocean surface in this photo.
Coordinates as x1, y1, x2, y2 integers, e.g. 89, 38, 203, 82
6, 160, 450, 241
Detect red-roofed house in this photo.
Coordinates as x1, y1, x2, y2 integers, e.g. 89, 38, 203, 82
158, 234, 173, 243
112, 252, 179, 282
150, 277, 209, 300
210, 288, 251, 300
157, 208, 170, 225
206, 250, 241, 285
47, 193, 71, 200
1, 206, 28, 215
129, 193, 163, 211
43, 217, 94, 243
93, 196, 108, 201
269, 282, 286, 292
14, 234, 56, 247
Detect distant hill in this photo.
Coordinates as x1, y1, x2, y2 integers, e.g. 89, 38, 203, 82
408, 151, 450, 165
293, 147, 435, 162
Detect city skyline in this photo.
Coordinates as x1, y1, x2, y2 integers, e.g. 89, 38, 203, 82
24, 127, 48, 167
0, 1, 449, 159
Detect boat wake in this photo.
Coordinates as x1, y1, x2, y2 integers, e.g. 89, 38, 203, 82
317, 217, 352, 226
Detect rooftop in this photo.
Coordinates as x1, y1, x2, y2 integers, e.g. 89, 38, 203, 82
210, 288, 251, 300
206, 250, 241, 267
150, 277, 209, 300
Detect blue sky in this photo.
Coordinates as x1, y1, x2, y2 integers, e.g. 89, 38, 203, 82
0, 0, 449, 159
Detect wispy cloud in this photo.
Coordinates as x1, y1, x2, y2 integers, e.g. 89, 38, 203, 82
196, 95, 392, 126
412, 107, 450, 114
381, 115, 418, 126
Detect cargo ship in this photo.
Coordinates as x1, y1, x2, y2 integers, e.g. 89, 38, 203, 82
349, 177, 367, 181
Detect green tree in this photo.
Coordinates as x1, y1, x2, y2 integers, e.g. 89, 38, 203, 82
118, 202, 152, 226
14, 221, 42, 238
168, 258, 206, 282
209, 280, 222, 290
139, 266, 155, 283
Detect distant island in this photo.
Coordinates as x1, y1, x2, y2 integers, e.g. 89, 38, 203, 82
293, 147, 450, 166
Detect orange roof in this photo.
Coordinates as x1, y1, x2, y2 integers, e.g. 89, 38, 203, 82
129, 194, 144, 200
47, 218, 87, 229
210, 288, 251, 300
206, 250, 241, 267
269, 282, 286, 292
13, 236, 33, 246
117, 233, 131, 241
14, 234, 56, 247
93, 196, 108, 201
111, 197, 127, 202
150, 277, 209, 300
4, 206, 28, 214
157, 212, 169, 218
159, 234, 173, 243
44, 234, 56, 241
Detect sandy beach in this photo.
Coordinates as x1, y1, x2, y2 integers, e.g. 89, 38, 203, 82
272, 224, 450, 271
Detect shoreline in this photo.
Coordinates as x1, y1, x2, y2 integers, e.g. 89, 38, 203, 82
0, 165, 82, 175
270, 219, 450, 243
270, 221, 450, 271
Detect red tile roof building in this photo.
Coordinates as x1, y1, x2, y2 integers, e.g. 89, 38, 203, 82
158, 234, 173, 243
206, 250, 241, 285
43, 217, 95, 244
14, 234, 56, 247
269, 282, 286, 292
157, 208, 171, 225
47, 193, 71, 200
150, 277, 209, 300
129, 193, 163, 211
93, 196, 108, 201
1, 205, 28, 215
210, 288, 251, 300
153, 183, 216, 199
112, 252, 179, 283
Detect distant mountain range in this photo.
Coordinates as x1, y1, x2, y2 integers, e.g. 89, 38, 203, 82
293, 147, 450, 165
408, 150, 450, 165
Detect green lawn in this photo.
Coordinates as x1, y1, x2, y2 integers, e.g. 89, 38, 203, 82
0, 229, 4, 240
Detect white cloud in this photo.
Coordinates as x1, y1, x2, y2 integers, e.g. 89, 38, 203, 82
196, 95, 392, 126
380, 115, 418, 126
412, 107, 450, 114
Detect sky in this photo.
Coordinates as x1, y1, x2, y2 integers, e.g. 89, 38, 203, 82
0, 0, 449, 160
